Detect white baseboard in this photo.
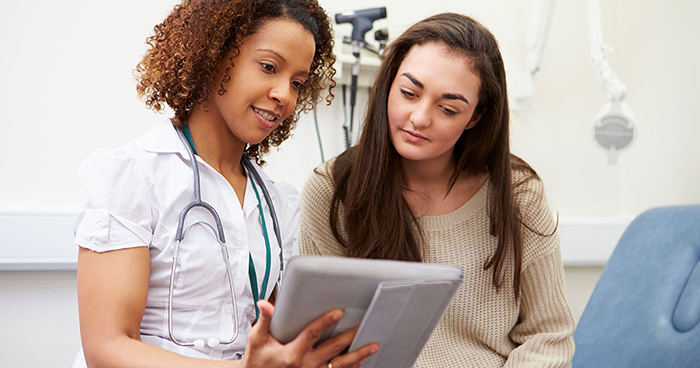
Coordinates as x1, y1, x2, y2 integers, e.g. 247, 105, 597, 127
0, 203, 630, 270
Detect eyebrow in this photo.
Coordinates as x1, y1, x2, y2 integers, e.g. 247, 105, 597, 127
402, 73, 424, 89
256, 48, 310, 77
401, 72, 470, 105
442, 93, 469, 105
256, 48, 287, 63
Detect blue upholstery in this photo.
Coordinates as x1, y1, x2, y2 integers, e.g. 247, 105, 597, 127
573, 205, 700, 367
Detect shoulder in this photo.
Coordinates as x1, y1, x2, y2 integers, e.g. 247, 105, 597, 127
511, 166, 545, 206
301, 146, 358, 204
79, 119, 176, 172
78, 140, 148, 186
300, 158, 338, 226
268, 178, 301, 216
247, 159, 301, 215
510, 165, 560, 265
77, 120, 188, 206
272, 180, 300, 204
509, 157, 547, 217
299, 158, 348, 256
303, 158, 336, 197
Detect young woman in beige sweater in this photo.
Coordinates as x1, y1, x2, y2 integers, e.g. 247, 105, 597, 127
299, 13, 575, 367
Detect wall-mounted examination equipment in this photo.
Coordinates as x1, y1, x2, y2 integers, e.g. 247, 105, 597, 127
335, 7, 387, 148
586, 0, 636, 164
508, 0, 556, 110
512, 0, 636, 164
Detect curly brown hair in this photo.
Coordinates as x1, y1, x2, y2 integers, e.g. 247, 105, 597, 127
135, 0, 336, 164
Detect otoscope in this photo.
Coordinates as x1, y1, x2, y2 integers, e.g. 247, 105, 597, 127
335, 7, 387, 148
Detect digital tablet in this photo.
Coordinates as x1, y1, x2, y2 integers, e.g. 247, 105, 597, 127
269, 256, 463, 367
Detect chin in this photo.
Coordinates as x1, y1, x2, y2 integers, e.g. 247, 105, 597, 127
247, 138, 268, 146
246, 130, 276, 146
394, 147, 427, 162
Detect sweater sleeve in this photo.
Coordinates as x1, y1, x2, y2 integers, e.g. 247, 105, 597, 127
298, 160, 348, 257
505, 245, 576, 367
504, 173, 576, 367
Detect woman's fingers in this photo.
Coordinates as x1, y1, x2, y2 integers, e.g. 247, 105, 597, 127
310, 327, 357, 362
325, 342, 379, 368
305, 328, 379, 368
244, 304, 378, 368
256, 300, 275, 331
246, 300, 275, 348
286, 308, 344, 358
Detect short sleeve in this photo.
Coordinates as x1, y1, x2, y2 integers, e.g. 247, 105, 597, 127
73, 147, 153, 252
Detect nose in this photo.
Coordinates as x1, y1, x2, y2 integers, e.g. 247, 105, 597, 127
410, 100, 432, 129
269, 80, 293, 107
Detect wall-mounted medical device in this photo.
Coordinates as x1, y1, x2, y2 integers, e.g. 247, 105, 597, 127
335, 7, 388, 148
508, 0, 556, 110
586, 0, 636, 165
514, 0, 636, 164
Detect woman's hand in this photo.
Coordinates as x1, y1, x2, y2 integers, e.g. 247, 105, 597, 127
241, 300, 379, 368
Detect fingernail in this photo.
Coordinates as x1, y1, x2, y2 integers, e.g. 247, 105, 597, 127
371, 346, 379, 354
332, 310, 343, 321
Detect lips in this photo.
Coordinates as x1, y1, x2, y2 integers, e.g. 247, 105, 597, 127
402, 129, 428, 142
252, 106, 280, 129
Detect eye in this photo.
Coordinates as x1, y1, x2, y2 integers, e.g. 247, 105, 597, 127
400, 89, 417, 98
441, 106, 458, 116
291, 80, 306, 91
261, 62, 276, 73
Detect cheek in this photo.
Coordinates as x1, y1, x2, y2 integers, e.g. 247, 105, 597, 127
283, 97, 297, 118
386, 91, 403, 129
444, 124, 469, 145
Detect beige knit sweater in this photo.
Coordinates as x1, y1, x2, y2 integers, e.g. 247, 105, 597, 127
298, 160, 575, 367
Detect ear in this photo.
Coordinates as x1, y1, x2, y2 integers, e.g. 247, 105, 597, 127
465, 110, 483, 130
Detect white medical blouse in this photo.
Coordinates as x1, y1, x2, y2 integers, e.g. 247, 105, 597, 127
72, 120, 299, 365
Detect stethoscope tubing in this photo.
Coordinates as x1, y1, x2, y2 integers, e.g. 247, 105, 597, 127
144, 127, 285, 350
169, 127, 239, 348
241, 158, 285, 285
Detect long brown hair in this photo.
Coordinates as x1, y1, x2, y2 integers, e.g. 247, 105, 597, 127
330, 13, 538, 297
134, 0, 335, 164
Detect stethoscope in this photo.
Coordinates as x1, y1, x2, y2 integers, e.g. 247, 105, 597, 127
165, 125, 284, 350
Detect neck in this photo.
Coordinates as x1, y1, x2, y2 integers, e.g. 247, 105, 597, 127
400, 154, 488, 217
186, 104, 246, 177
400, 155, 456, 196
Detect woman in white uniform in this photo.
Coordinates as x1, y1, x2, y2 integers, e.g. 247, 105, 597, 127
73, 0, 378, 367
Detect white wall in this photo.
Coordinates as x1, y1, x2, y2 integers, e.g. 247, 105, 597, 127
5, 0, 699, 211
0, 0, 697, 366
0, 271, 81, 366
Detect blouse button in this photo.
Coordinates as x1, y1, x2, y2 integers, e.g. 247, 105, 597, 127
238, 250, 247, 258
223, 304, 233, 314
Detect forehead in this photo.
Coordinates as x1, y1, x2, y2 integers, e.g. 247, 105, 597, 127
397, 42, 480, 97
240, 18, 316, 68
